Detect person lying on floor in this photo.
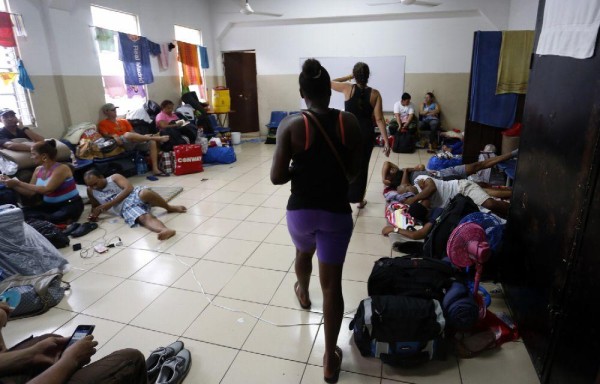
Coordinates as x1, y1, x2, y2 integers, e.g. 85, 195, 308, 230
382, 200, 443, 239
83, 169, 186, 240
98, 103, 170, 177
382, 149, 518, 189
399, 174, 510, 218
0, 302, 149, 384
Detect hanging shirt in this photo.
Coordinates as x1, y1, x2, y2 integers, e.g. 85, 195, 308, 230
0, 12, 16, 47
118, 33, 161, 85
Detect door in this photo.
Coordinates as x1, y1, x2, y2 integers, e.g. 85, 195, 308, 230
223, 51, 259, 133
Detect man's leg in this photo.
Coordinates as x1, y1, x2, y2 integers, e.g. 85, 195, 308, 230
464, 151, 514, 176
138, 189, 186, 213
123, 131, 168, 144
483, 187, 512, 199
429, 119, 440, 148
147, 140, 161, 175
67, 348, 148, 384
136, 213, 176, 240
481, 198, 510, 218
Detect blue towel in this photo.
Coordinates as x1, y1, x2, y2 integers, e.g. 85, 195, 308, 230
198, 46, 209, 69
442, 282, 479, 330
468, 32, 518, 128
17, 59, 34, 91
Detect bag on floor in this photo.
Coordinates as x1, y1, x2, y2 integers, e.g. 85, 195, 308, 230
0, 186, 18, 205
173, 144, 203, 176
203, 146, 236, 164
368, 256, 456, 301
349, 295, 445, 367
392, 130, 415, 153
0, 268, 70, 319
159, 151, 174, 174
422, 194, 479, 259
25, 218, 70, 249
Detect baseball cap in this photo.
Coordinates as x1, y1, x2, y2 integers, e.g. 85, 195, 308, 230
0, 109, 16, 117
101, 103, 118, 112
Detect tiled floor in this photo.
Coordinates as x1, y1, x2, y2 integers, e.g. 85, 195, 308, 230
5, 142, 540, 383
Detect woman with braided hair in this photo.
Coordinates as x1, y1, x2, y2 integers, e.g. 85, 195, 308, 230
331, 62, 390, 209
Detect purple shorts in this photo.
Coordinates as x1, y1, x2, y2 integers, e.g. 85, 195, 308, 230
286, 209, 353, 265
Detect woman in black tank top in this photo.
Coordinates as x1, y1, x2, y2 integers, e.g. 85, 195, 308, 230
271, 59, 362, 383
331, 62, 390, 208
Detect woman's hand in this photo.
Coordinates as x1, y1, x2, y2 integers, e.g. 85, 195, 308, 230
2, 178, 18, 188
382, 145, 391, 157
60, 335, 98, 368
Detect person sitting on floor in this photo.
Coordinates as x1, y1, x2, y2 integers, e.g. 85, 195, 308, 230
84, 169, 186, 240
0, 109, 44, 151
98, 103, 169, 177
0, 302, 149, 383
0, 139, 84, 224
382, 149, 518, 189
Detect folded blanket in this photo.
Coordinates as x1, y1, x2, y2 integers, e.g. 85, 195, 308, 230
443, 282, 479, 331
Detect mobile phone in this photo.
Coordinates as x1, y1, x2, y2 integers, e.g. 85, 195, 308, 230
0, 290, 20, 310
64, 325, 95, 350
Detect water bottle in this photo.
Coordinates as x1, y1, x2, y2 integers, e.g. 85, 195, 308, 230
136, 155, 147, 175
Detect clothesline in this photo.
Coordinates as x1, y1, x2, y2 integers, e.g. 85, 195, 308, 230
88, 25, 207, 47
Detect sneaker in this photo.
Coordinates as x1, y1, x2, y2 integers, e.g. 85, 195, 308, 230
146, 341, 184, 382
156, 349, 192, 384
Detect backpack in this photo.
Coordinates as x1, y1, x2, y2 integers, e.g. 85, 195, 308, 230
422, 194, 479, 259
349, 295, 445, 367
0, 268, 69, 319
392, 129, 415, 153
367, 256, 456, 302
129, 119, 158, 136
0, 186, 18, 206
25, 218, 70, 249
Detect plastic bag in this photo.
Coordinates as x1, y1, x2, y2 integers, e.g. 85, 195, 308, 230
0, 156, 18, 175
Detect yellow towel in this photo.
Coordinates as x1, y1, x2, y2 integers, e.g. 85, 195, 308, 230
496, 30, 535, 94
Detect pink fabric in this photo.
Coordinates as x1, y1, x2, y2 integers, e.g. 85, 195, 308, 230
155, 111, 178, 128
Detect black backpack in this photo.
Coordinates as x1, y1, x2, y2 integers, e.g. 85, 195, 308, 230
0, 187, 18, 206
129, 119, 158, 136
367, 256, 456, 302
392, 130, 415, 153
349, 295, 445, 367
25, 218, 70, 249
422, 194, 479, 259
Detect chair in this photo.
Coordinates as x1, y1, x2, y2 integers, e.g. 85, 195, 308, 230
208, 114, 230, 134
265, 111, 288, 144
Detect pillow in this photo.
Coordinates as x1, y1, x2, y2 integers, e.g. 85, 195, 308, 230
0, 139, 71, 169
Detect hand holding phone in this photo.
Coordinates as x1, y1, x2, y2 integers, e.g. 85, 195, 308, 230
63, 325, 95, 352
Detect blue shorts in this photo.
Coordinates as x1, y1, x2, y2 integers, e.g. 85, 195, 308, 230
286, 209, 353, 265
121, 186, 151, 226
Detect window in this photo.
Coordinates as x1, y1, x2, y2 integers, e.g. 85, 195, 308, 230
174, 25, 207, 101
0, 1, 34, 126
91, 5, 144, 114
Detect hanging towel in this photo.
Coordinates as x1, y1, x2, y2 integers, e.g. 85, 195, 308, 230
158, 43, 170, 71
177, 41, 202, 86
95, 27, 116, 52
199, 46, 209, 69
102, 75, 126, 98
468, 31, 518, 129
0, 72, 17, 85
17, 59, 34, 91
10, 14, 26, 38
496, 30, 535, 95
127, 85, 147, 99
0, 12, 16, 47
536, 0, 600, 59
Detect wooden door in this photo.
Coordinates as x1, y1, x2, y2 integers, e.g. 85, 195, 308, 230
223, 51, 259, 133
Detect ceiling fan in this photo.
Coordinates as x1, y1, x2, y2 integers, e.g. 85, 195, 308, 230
368, 0, 441, 7
238, 0, 283, 17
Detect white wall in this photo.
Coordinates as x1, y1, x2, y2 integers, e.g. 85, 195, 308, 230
508, 0, 539, 30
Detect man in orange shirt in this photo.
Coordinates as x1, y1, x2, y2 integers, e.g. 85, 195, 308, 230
98, 103, 169, 177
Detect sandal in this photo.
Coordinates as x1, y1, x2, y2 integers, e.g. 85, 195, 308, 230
294, 281, 311, 309
324, 346, 343, 383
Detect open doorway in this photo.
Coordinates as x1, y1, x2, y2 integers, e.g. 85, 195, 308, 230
222, 51, 259, 133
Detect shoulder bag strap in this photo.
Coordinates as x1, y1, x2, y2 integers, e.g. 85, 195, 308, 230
302, 110, 349, 179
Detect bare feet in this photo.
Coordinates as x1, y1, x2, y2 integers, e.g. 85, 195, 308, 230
157, 229, 176, 240
167, 205, 187, 213
294, 281, 311, 309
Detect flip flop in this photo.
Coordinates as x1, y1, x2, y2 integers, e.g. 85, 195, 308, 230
294, 281, 311, 310
153, 172, 170, 177
146, 175, 159, 181
70, 222, 98, 238
324, 346, 343, 383
62, 222, 81, 236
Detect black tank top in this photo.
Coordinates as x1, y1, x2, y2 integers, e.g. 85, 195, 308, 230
345, 85, 374, 132
287, 109, 351, 214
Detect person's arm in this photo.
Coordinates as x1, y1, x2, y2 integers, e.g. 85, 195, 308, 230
399, 167, 412, 188
270, 117, 294, 185
23, 127, 45, 142
0, 336, 69, 377
420, 103, 427, 116
340, 111, 363, 182
156, 115, 183, 129
332, 74, 353, 82
382, 161, 395, 185
406, 112, 415, 125
330, 79, 352, 95
405, 178, 437, 205
2, 141, 34, 151
372, 90, 390, 157
3, 164, 70, 196
382, 223, 432, 240
91, 174, 133, 217
27, 336, 98, 384
431, 102, 440, 117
